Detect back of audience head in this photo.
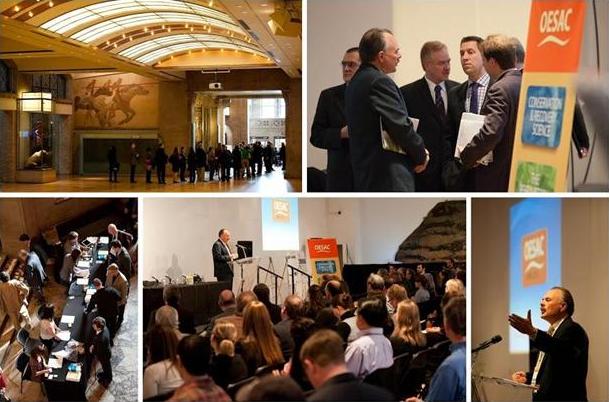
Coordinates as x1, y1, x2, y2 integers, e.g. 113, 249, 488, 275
367, 273, 385, 293
282, 294, 304, 320
324, 280, 343, 299
316, 307, 338, 329
300, 329, 346, 388
289, 317, 317, 382
253, 283, 272, 305
243, 301, 283, 364
176, 335, 211, 377
415, 274, 428, 289
155, 305, 180, 329
148, 324, 179, 364
211, 321, 238, 357
443, 296, 466, 340
110, 239, 122, 250
331, 293, 354, 317
163, 285, 181, 307
392, 299, 426, 347
387, 284, 407, 309
236, 290, 258, 313
218, 289, 236, 310
356, 297, 387, 329
246, 375, 305, 401
445, 278, 465, 296
93, 278, 103, 289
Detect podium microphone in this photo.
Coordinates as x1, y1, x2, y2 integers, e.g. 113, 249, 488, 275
472, 335, 502, 353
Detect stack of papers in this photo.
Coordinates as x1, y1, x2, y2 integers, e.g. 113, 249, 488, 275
76, 278, 88, 286
66, 371, 81, 382
455, 112, 493, 165
57, 330, 71, 342
76, 260, 91, 269
60, 315, 75, 325
48, 356, 63, 369
86, 237, 98, 244
74, 268, 90, 278
99, 236, 109, 245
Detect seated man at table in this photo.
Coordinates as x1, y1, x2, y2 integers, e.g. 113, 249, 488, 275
105, 264, 128, 331
86, 278, 121, 342
89, 316, 112, 388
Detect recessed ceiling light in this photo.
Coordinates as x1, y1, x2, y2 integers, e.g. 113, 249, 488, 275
14, 6, 20, 12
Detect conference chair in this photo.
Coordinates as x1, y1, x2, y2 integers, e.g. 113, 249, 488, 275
363, 365, 396, 394
227, 376, 256, 399
397, 347, 435, 399
16, 327, 30, 347
255, 362, 285, 376
15, 352, 32, 393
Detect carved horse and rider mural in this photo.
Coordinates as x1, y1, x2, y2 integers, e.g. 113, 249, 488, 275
74, 78, 151, 128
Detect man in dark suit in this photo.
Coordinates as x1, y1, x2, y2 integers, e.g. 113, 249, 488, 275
302, 329, 394, 401
89, 316, 113, 387
401, 41, 458, 191
346, 28, 429, 192
86, 278, 121, 341
273, 294, 304, 361
509, 287, 588, 402
447, 36, 491, 154
459, 34, 522, 191
212, 228, 237, 288
108, 240, 132, 281
311, 47, 360, 192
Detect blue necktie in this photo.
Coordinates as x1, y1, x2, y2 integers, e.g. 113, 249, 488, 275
435, 85, 445, 115
469, 82, 479, 114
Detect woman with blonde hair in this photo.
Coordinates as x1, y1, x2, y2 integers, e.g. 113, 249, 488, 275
237, 301, 284, 376
210, 321, 248, 389
445, 278, 465, 296
390, 299, 428, 356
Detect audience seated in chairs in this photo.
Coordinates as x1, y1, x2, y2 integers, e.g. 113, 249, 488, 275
143, 325, 183, 399
284, 317, 316, 392
203, 289, 237, 335
253, 283, 282, 325
216, 290, 258, 340
236, 375, 305, 401
303, 284, 327, 320
155, 305, 184, 341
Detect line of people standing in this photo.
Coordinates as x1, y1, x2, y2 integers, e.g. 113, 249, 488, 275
109, 141, 286, 184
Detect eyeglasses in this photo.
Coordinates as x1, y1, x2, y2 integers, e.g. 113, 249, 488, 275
341, 61, 360, 69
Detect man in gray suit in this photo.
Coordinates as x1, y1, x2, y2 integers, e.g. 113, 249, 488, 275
459, 34, 523, 192
346, 28, 429, 192
212, 228, 237, 288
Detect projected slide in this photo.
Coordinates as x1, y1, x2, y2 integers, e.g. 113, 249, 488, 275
261, 198, 299, 251
509, 198, 561, 353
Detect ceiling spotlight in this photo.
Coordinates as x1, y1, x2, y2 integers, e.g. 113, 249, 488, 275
185, 23, 189, 28
150, 31, 154, 36
167, 27, 171, 32
209, 1, 214, 7
49, 1, 54, 7
28, 11, 34, 17
190, 27, 194, 32
14, 6, 20, 12
162, 24, 165, 29
144, 27, 148, 32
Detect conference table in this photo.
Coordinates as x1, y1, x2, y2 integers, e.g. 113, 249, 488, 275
143, 281, 231, 330
44, 237, 109, 401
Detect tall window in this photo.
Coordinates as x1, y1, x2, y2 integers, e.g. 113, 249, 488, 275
0, 61, 12, 93
248, 98, 285, 119
31, 74, 68, 99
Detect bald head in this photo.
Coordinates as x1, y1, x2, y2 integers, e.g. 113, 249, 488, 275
218, 289, 236, 310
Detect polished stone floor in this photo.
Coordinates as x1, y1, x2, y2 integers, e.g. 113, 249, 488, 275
1, 275, 138, 401
1, 169, 301, 193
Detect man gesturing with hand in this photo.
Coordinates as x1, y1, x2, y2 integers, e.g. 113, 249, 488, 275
508, 287, 589, 402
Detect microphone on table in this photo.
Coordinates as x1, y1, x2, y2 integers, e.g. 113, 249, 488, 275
151, 276, 160, 284
164, 275, 173, 284
472, 335, 502, 353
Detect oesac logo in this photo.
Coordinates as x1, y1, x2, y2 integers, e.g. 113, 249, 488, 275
313, 244, 331, 254
272, 199, 290, 223
521, 228, 548, 287
537, 8, 572, 47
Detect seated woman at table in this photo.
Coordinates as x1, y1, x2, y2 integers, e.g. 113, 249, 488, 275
38, 304, 60, 352
30, 342, 52, 383
60, 248, 82, 287
390, 299, 428, 357
143, 325, 183, 399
